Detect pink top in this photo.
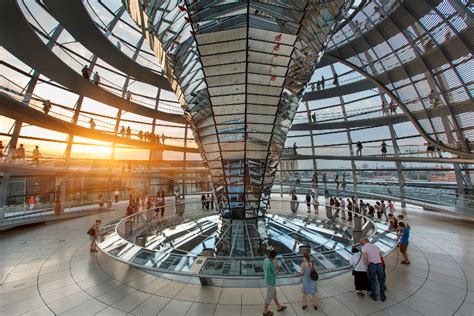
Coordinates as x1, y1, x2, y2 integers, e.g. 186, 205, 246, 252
388, 202, 395, 212
362, 243, 382, 264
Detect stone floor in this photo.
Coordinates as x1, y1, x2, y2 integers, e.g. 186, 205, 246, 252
0, 201, 473, 315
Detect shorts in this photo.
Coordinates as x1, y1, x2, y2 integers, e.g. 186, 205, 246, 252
265, 285, 277, 304
89, 235, 96, 241
399, 243, 408, 253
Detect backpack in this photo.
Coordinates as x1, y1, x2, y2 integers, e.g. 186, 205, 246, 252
87, 227, 96, 236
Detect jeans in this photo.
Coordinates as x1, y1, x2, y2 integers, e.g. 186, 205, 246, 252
367, 263, 385, 299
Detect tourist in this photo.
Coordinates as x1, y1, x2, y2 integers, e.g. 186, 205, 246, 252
263, 250, 287, 315
381, 100, 388, 116
89, 118, 96, 129
159, 193, 165, 216
81, 65, 90, 80
347, 198, 353, 221
359, 199, 366, 216
92, 71, 100, 85
350, 247, 370, 296
305, 192, 312, 213
138, 130, 143, 141
312, 193, 319, 213
425, 143, 435, 157
126, 126, 131, 139
87, 219, 101, 253
342, 174, 347, 191
28, 196, 35, 210
295, 172, 300, 185
293, 142, 297, 155
312, 172, 317, 188
120, 126, 125, 138
333, 196, 340, 218
300, 252, 318, 310
98, 194, 104, 210
375, 201, 382, 220
381, 141, 387, 157
389, 99, 397, 115
42, 99, 52, 114
126, 90, 132, 101
316, 80, 320, 91
153, 197, 160, 217
387, 200, 395, 215
32, 145, 42, 166
360, 238, 386, 301
114, 188, 120, 203
356, 141, 363, 156
321, 76, 325, 90
339, 197, 346, 219
322, 173, 327, 186
380, 200, 388, 221
162, 133, 166, 144
388, 214, 398, 230
311, 112, 316, 123
206, 194, 210, 210
335, 174, 340, 191
333, 72, 339, 86
290, 192, 298, 215
367, 203, 375, 218
16, 144, 26, 162
328, 196, 335, 219
201, 193, 206, 209
398, 222, 411, 265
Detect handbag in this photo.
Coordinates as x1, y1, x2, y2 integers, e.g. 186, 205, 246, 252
310, 262, 319, 281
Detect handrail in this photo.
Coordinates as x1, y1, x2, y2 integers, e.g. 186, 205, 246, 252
96, 198, 397, 280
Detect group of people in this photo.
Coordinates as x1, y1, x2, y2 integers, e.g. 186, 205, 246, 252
262, 249, 318, 315
126, 189, 167, 220
81, 65, 101, 85
381, 99, 398, 116
355, 141, 389, 157
201, 193, 215, 210
324, 195, 397, 222
0, 142, 43, 166
309, 73, 339, 92
119, 126, 167, 144
350, 223, 411, 300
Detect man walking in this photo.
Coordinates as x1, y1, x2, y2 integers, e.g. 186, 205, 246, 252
361, 238, 386, 301
263, 250, 287, 316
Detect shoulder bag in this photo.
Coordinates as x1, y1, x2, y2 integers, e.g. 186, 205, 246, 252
310, 262, 319, 281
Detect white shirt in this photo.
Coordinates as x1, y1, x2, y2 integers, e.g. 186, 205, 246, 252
362, 243, 382, 264
114, 190, 120, 196
350, 253, 366, 272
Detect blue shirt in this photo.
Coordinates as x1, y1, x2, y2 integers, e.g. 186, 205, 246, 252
263, 258, 276, 285
400, 227, 410, 244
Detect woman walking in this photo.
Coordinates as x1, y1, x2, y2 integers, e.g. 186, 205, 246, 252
350, 247, 370, 295
300, 253, 318, 310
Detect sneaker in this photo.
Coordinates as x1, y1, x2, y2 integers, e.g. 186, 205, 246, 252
370, 296, 378, 301
381, 297, 386, 302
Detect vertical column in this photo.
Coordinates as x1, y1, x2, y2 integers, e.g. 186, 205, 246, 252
330, 65, 358, 201
182, 123, 188, 195
304, 102, 319, 199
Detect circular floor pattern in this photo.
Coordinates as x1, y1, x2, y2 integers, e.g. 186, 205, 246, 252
0, 200, 473, 315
